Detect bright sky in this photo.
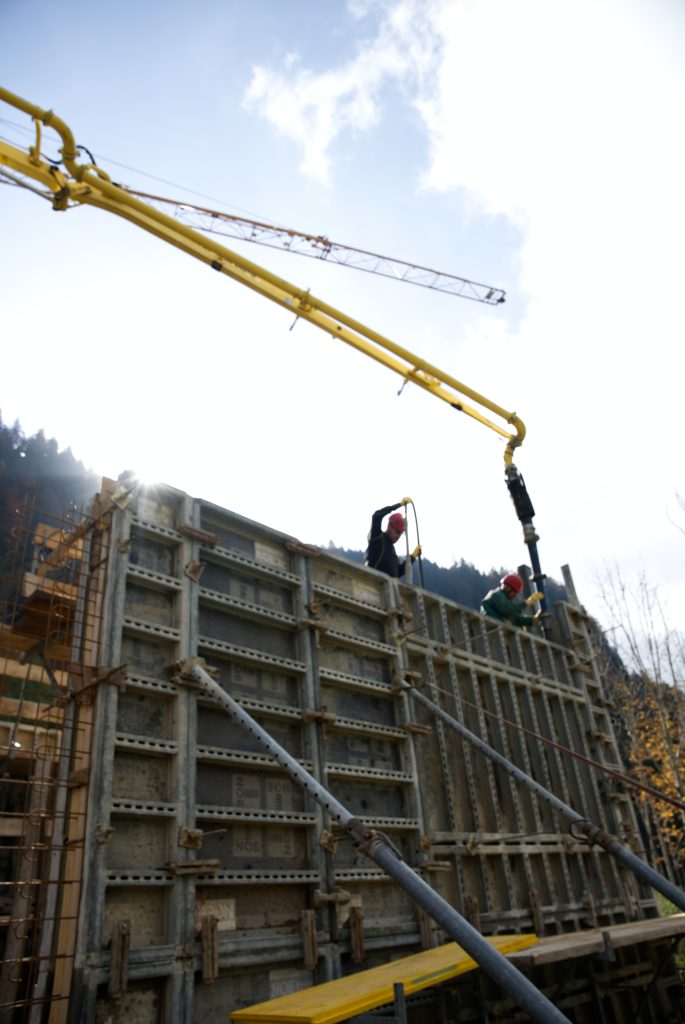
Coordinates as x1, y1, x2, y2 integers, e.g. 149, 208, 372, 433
1, 0, 684, 636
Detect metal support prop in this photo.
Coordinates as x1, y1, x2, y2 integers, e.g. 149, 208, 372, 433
400, 681, 685, 914
185, 660, 570, 1024
393, 982, 408, 1024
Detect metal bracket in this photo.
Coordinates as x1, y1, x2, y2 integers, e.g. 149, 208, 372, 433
171, 657, 219, 687
111, 484, 138, 510
178, 826, 227, 849
67, 766, 90, 788
167, 859, 220, 876
319, 830, 340, 855
595, 930, 616, 962
301, 909, 318, 970
390, 670, 422, 694
108, 919, 130, 996
581, 892, 598, 928
417, 906, 434, 951
285, 539, 321, 558
417, 861, 452, 873
94, 824, 113, 845
349, 983, 407, 1024
179, 524, 218, 546
349, 903, 365, 964
403, 722, 432, 735
303, 707, 337, 738
464, 894, 480, 932
201, 916, 219, 982
465, 834, 479, 855
184, 560, 206, 582
313, 888, 351, 907
529, 888, 545, 935
73, 663, 128, 702
298, 618, 327, 636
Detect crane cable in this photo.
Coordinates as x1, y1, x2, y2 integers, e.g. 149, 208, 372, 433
405, 672, 685, 815
0, 167, 53, 201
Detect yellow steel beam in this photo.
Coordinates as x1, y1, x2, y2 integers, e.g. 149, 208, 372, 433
0, 86, 526, 463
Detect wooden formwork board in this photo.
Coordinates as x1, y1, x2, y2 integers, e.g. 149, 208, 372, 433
509, 913, 685, 966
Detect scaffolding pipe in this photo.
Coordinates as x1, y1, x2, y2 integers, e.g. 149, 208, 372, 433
185, 660, 570, 1024
400, 680, 685, 914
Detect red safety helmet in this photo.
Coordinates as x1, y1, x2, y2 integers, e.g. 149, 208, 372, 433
388, 512, 405, 534
501, 573, 523, 593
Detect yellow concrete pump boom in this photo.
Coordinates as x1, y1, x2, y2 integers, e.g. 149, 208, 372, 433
0, 86, 523, 458
0, 86, 544, 601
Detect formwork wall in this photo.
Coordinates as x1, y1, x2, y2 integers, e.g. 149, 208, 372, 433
59, 480, 665, 1024
2, 480, 679, 1023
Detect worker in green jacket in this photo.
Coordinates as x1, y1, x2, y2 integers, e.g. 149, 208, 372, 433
481, 574, 537, 628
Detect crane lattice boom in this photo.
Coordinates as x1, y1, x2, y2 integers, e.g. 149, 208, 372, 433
120, 189, 505, 305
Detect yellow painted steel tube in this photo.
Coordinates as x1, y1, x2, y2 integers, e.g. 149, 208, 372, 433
0, 86, 526, 462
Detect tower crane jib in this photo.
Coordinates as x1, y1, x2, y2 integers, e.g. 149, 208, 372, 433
119, 188, 507, 306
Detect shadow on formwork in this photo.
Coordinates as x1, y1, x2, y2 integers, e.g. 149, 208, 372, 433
0, 477, 683, 1024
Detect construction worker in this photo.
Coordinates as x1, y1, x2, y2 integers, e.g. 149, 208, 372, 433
365, 499, 421, 578
481, 573, 538, 628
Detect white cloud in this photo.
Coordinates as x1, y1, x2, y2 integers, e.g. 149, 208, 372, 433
241, 0, 685, 626
243, 0, 442, 183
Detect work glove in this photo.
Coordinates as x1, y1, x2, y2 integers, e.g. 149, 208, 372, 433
411, 545, 422, 559
525, 591, 544, 607
401, 496, 413, 506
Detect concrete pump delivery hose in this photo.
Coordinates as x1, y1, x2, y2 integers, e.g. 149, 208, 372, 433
401, 497, 425, 588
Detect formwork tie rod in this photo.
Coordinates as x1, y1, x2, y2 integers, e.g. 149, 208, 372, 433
184, 660, 570, 1024
400, 680, 685, 914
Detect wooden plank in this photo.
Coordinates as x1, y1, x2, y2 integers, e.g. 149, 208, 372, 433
0, 697, 64, 723
230, 934, 538, 1024
33, 523, 85, 576
508, 914, 685, 967
0, 657, 67, 685
0, 625, 40, 656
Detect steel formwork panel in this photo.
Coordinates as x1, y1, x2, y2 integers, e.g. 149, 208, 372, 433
33, 481, 669, 1023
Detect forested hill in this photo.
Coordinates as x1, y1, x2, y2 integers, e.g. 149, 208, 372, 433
0, 414, 566, 611
0, 414, 100, 593
0, 415, 99, 517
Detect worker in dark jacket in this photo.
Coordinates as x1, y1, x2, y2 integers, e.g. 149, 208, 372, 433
481, 573, 537, 628
365, 499, 420, 578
